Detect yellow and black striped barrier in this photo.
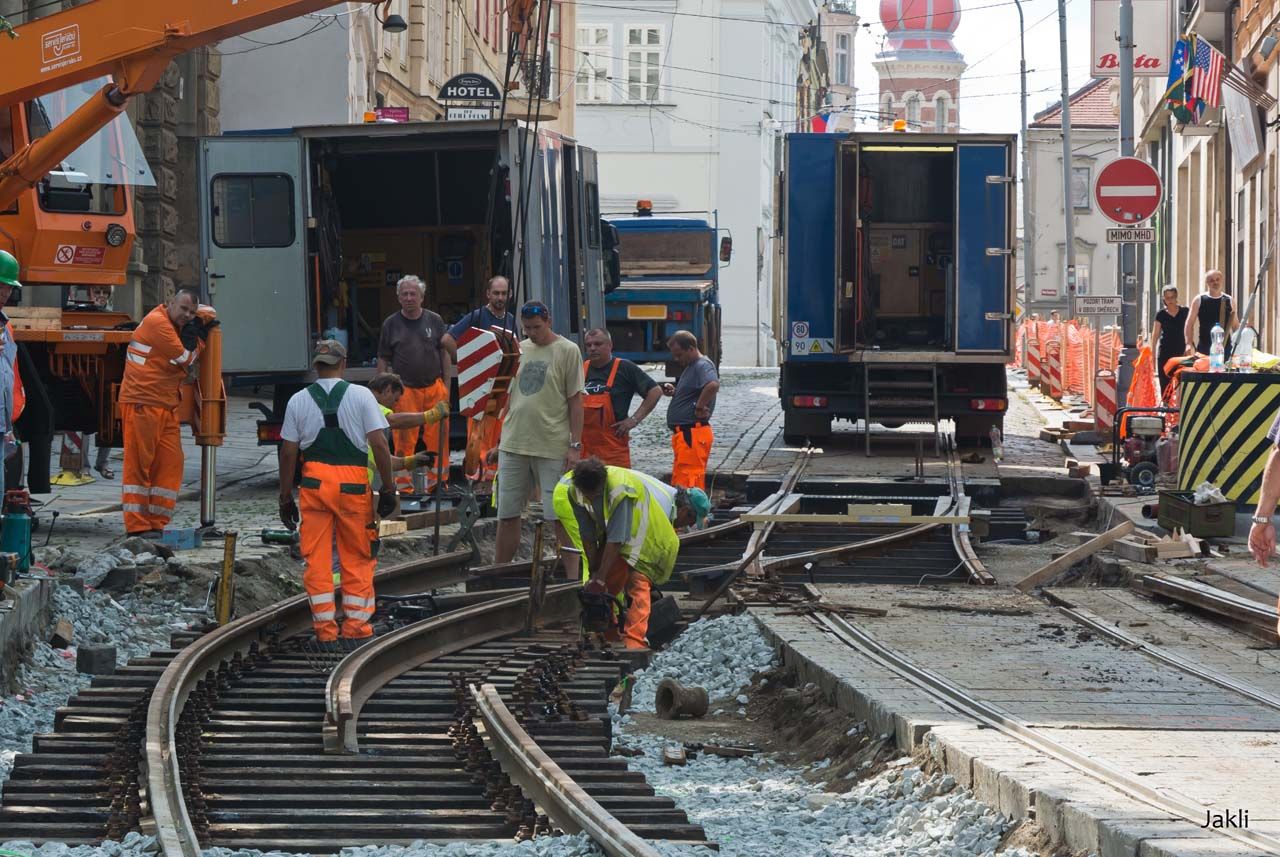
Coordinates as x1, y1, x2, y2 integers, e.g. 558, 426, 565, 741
1178, 371, 1280, 506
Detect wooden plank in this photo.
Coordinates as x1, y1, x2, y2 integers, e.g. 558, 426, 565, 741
377, 519, 408, 537
1015, 521, 1135, 592
1111, 538, 1157, 563
740, 511, 969, 525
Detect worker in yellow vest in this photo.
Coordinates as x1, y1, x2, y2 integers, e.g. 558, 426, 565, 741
553, 458, 702, 649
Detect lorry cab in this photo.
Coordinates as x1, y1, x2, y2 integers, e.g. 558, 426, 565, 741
603, 204, 724, 368
778, 132, 1014, 444
198, 119, 607, 442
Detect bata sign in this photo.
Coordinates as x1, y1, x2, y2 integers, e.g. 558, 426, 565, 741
439, 74, 501, 102
1091, 0, 1171, 77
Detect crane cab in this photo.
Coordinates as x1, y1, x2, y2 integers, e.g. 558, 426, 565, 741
0, 79, 151, 298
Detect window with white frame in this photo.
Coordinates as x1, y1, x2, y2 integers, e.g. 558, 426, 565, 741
428, 0, 445, 85
1071, 166, 1091, 211
835, 33, 850, 86
625, 25, 662, 102
383, 0, 406, 54
880, 92, 894, 127
934, 92, 950, 131
576, 25, 611, 102
904, 93, 922, 127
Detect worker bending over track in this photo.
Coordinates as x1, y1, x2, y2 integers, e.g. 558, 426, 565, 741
278, 341, 397, 644
554, 458, 706, 649
119, 289, 218, 537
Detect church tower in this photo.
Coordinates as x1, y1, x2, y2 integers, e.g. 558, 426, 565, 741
874, 0, 965, 131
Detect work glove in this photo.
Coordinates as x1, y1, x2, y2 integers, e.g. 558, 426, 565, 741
179, 318, 202, 350
377, 490, 398, 520
196, 318, 221, 341
423, 402, 450, 425
404, 451, 437, 470
279, 497, 300, 531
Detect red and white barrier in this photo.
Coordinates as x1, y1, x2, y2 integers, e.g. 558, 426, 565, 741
1027, 330, 1042, 385
1045, 341, 1064, 400
1094, 371, 1117, 436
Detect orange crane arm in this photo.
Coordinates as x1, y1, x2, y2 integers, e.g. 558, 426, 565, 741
0, 0, 390, 209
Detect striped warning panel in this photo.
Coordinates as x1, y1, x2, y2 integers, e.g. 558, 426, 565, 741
1177, 374, 1280, 506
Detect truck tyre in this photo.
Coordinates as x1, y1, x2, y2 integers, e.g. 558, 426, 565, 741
783, 411, 831, 447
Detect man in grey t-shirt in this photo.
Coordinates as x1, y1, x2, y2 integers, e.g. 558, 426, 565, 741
662, 330, 719, 491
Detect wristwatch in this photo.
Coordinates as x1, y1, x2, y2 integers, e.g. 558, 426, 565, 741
569, 441, 582, 450
1252, 515, 1272, 525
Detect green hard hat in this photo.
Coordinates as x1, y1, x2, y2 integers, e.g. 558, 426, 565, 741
0, 250, 20, 289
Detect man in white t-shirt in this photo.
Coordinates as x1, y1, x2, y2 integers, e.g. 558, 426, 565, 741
278, 340, 396, 643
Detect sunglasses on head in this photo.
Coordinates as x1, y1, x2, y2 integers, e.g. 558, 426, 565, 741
520, 303, 548, 318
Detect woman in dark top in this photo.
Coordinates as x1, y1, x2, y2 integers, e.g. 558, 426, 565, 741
1151, 285, 1188, 395
1184, 269, 1236, 356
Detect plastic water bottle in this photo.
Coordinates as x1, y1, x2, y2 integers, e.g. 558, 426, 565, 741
1234, 323, 1256, 371
989, 426, 1003, 463
1209, 323, 1226, 372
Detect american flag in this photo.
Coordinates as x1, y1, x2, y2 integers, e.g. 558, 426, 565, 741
1191, 38, 1225, 109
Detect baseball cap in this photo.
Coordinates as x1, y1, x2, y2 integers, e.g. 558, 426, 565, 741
312, 339, 348, 365
677, 487, 712, 528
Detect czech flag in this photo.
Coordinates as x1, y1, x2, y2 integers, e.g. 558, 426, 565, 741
811, 112, 829, 133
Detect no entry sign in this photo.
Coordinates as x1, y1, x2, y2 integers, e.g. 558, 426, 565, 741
1094, 157, 1162, 225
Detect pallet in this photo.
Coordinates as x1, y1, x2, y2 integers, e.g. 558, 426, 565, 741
6, 307, 62, 330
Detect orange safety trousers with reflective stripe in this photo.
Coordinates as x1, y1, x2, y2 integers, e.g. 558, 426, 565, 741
670, 424, 713, 491
393, 379, 450, 493
121, 404, 183, 534
299, 460, 377, 641
602, 557, 651, 650
466, 413, 502, 483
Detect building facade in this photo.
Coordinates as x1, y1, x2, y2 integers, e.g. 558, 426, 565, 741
574, 0, 819, 366
219, 1, 574, 134
819, 2, 859, 133
1026, 78, 1122, 315
1127, 0, 1274, 347
873, 0, 963, 131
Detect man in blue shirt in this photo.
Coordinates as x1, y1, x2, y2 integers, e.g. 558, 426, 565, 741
449, 275, 516, 340
448, 276, 517, 485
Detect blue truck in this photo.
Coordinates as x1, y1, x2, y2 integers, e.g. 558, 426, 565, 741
603, 205, 728, 367
778, 132, 1014, 446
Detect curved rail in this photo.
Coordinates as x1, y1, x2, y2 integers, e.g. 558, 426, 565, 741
144, 549, 474, 857
323, 582, 582, 753
471, 683, 663, 857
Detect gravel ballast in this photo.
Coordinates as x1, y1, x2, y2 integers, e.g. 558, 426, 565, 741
1, 582, 190, 791
629, 613, 778, 712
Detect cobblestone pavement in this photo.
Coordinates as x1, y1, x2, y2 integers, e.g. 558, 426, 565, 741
33, 367, 1069, 560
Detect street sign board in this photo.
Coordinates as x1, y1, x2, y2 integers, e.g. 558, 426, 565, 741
1106, 227, 1156, 243
1091, 0, 1171, 77
447, 107, 493, 121
1076, 296, 1123, 315
1094, 157, 1162, 225
439, 73, 501, 102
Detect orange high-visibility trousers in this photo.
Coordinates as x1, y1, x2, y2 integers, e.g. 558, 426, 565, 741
603, 556, 651, 650
121, 404, 183, 534
670, 424, 713, 491
299, 461, 377, 641
393, 379, 450, 493
466, 412, 502, 484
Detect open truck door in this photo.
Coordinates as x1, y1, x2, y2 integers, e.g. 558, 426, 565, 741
199, 136, 309, 374
954, 142, 1012, 353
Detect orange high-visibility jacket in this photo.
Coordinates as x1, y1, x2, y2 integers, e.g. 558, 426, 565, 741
119, 305, 201, 409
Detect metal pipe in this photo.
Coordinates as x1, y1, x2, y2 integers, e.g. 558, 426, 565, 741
199, 446, 217, 527
1115, 0, 1138, 405
1014, 0, 1035, 302
1057, 0, 1076, 319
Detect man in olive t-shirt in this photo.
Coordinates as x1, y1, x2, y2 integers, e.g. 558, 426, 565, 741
492, 301, 585, 563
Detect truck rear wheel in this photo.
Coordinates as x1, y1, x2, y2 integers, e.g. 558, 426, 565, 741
783, 411, 831, 447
